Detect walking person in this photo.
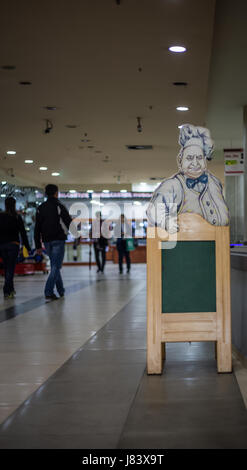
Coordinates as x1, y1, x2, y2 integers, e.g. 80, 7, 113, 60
116, 214, 131, 274
34, 184, 72, 301
92, 211, 108, 273
0, 197, 31, 299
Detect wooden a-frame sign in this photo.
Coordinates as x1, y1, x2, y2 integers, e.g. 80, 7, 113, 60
147, 213, 232, 374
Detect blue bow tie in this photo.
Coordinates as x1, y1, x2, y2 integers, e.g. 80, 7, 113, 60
186, 173, 208, 190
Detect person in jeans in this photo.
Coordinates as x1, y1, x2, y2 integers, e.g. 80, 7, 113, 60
34, 184, 73, 301
0, 197, 31, 299
116, 214, 131, 274
92, 212, 108, 273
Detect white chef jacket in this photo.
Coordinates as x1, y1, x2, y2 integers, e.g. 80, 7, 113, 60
147, 171, 229, 227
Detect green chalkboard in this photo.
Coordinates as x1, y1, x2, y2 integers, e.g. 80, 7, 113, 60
162, 241, 216, 313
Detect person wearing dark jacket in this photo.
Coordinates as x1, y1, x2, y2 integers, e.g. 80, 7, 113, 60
116, 214, 131, 274
0, 197, 31, 299
34, 184, 72, 301
92, 212, 108, 273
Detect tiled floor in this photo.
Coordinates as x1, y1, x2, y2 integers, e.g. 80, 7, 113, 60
0, 264, 145, 425
0, 263, 247, 449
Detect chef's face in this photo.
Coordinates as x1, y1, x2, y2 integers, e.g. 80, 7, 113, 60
181, 145, 207, 178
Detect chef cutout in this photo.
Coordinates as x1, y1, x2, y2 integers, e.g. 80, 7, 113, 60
147, 124, 229, 232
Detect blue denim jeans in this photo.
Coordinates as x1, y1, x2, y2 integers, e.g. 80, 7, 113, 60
0, 242, 19, 295
44, 240, 65, 297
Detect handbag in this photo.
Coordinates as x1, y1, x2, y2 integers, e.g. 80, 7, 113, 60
126, 238, 135, 251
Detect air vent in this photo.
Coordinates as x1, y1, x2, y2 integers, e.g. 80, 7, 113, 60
1, 65, 16, 70
19, 81, 32, 85
150, 177, 164, 181
173, 82, 188, 86
126, 145, 153, 150
43, 106, 57, 111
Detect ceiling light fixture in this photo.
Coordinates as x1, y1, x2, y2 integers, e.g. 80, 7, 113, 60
25, 160, 33, 164
39, 167, 48, 171
52, 172, 60, 176
90, 200, 103, 206
7, 150, 16, 155
102, 189, 110, 193
69, 190, 76, 193
169, 46, 187, 53
176, 106, 189, 111
1, 194, 6, 198
120, 189, 128, 193
87, 190, 94, 193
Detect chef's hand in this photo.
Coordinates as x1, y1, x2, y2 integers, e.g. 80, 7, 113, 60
165, 218, 179, 234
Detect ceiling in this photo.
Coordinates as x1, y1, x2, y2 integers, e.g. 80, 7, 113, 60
206, 0, 247, 151
0, 0, 219, 190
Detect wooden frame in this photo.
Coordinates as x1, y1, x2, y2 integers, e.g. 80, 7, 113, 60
147, 213, 232, 374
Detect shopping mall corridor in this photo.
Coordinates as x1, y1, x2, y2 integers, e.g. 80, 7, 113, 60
0, 264, 246, 449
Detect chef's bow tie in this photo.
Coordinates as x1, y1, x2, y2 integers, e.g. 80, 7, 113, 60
186, 173, 208, 190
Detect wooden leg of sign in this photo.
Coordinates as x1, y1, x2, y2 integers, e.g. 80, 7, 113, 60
216, 227, 232, 373
217, 341, 232, 373
147, 343, 163, 375
147, 234, 163, 374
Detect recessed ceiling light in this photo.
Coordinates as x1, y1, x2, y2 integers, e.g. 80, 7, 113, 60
39, 166, 48, 171
1, 181, 7, 184
69, 190, 76, 193
87, 190, 94, 193
120, 189, 128, 193
1, 194, 6, 198
52, 172, 60, 176
7, 150, 16, 155
102, 189, 110, 193
169, 46, 187, 53
176, 106, 189, 111
25, 160, 33, 164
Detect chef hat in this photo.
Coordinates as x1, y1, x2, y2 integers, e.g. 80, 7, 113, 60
179, 124, 214, 160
